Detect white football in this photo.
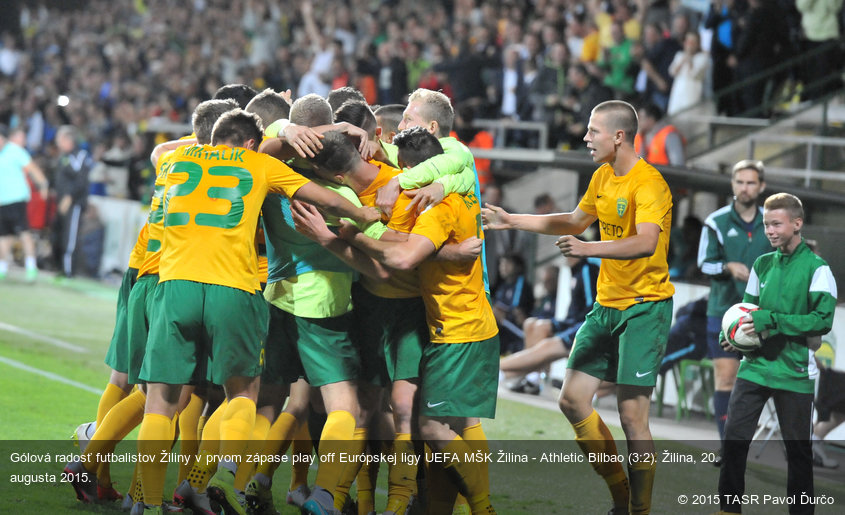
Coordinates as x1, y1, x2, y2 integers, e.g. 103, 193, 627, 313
721, 302, 761, 352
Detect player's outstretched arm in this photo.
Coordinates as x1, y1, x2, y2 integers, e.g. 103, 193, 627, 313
150, 137, 197, 167
482, 204, 596, 236
292, 182, 380, 225
343, 227, 436, 271
290, 200, 390, 281
556, 222, 660, 260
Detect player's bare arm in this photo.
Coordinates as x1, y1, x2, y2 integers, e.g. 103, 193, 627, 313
292, 181, 380, 225
433, 236, 482, 262
404, 184, 445, 215
482, 203, 596, 235
343, 227, 436, 271
557, 222, 660, 259
290, 200, 390, 281
375, 176, 402, 217
150, 136, 197, 167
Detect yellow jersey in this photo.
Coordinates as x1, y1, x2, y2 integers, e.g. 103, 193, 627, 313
128, 223, 149, 270
158, 144, 310, 292
411, 192, 498, 344
577, 159, 674, 309
138, 149, 178, 278
356, 161, 420, 299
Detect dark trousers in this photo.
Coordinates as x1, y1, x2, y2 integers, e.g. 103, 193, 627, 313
719, 378, 814, 514
52, 204, 83, 277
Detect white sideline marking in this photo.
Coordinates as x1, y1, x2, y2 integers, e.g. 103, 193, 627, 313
0, 356, 100, 395
0, 321, 89, 353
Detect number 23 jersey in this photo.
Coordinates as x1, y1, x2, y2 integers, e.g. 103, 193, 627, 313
158, 144, 310, 293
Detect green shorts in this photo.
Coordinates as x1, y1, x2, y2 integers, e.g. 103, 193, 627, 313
419, 336, 499, 419
103, 267, 139, 373
264, 306, 359, 387
352, 284, 427, 386
126, 274, 159, 385
141, 280, 269, 386
567, 298, 673, 387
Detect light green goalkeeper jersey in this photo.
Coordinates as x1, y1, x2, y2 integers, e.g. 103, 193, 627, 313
381, 136, 476, 195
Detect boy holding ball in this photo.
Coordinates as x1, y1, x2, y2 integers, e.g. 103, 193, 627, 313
718, 193, 837, 515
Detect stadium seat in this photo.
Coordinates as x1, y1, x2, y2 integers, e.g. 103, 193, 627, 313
656, 359, 714, 420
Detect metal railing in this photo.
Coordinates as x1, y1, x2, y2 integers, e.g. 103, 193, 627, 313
747, 134, 845, 187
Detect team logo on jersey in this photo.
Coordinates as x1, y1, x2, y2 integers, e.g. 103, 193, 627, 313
727, 227, 739, 237
616, 198, 628, 217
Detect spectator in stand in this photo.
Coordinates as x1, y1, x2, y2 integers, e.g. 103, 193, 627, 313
594, 20, 637, 98
52, 125, 93, 278
492, 253, 536, 355
0, 123, 49, 281
635, 102, 685, 166
733, 0, 792, 117
404, 40, 429, 92
638, 21, 682, 112
705, 0, 745, 116
493, 45, 529, 121
796, 0, 843, 101
375, 42, 408, 106
433, 20, 499, 104
562, 63, 613, 149
667, 31, 710, 115
592, 0, 642, 52
530, 42, 571, 148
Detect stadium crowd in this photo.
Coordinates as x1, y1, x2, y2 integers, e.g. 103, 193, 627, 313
2, 0, 835, 191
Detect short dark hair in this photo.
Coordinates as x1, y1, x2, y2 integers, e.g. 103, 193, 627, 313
593, 100, 638, 144
213, 83, 258, 109
290, 94, 333, 127
327, 87, 367, 113
393, 126, 443, 168
192, 99, 239, 144
374, 104, 405, 136
334, 100, 377, 140
309, 131, 361, 174
211, 109, 263, 147
245, 89, 291, 129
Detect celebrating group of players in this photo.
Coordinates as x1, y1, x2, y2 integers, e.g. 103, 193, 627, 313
63, 83, 501, 515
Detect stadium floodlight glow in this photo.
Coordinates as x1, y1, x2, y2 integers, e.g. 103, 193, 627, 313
57, 95, 70, 107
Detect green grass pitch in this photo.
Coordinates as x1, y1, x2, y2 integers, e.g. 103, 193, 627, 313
1, 274, 843, 513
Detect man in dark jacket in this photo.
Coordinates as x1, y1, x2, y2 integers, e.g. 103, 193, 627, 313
53, 125, 92, 277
